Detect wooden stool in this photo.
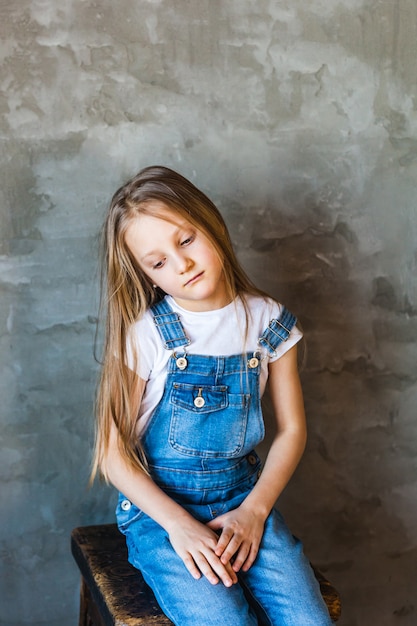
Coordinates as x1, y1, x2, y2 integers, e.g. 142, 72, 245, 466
71, 524, 341, 625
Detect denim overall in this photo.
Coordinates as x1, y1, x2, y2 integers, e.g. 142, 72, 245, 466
116, 299, 331, 626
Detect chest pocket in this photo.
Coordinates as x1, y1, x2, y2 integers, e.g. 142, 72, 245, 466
169, 382, 250, 458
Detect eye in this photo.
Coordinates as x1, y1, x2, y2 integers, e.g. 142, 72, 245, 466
180, 234, 195, 247
152, 258, 166, 270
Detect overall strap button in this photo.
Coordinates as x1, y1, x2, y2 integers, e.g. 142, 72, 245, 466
176, 356, 188, 370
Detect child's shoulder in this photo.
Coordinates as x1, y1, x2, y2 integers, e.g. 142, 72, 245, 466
132, 306, 156, 329
242, 292, 284, 319
127, 307, 160, 347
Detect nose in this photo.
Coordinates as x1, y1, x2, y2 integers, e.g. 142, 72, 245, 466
175, 251, 193, 274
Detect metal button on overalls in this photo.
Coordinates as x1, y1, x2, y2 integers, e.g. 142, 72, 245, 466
176, 356, 188, 370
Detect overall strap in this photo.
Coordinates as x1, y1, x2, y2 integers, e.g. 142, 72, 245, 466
150, 298, 191, 351
258, 306, 297, 356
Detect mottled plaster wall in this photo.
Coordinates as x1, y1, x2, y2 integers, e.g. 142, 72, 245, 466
1, 2, 416, 625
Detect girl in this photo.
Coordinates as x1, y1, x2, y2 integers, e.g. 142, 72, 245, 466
92, 166, 332, 625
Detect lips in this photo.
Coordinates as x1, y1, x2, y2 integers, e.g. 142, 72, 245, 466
185, 271, 204, 286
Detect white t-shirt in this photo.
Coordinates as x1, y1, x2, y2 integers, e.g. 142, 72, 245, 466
127, 294, 302, 434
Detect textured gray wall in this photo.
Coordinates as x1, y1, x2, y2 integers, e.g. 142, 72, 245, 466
1, 1, 416, 625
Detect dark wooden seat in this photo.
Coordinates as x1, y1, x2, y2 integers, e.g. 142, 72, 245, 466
71, 523, 341, 625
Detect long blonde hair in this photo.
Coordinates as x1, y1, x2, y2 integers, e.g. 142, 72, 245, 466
91, 166, 269, 482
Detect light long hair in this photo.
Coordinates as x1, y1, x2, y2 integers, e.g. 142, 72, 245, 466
91, 166, 269, 482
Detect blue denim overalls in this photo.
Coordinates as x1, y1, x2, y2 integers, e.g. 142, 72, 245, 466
116, 298, 332, 626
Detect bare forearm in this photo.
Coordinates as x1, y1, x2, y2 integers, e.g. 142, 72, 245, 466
206, 426, 306, 574
242, 426, 306, 519
104, 447, 192, 534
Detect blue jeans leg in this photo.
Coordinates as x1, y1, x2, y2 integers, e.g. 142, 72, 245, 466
240, 508, 333, 626
124, 512, 258, 626
122, 507, 332, 626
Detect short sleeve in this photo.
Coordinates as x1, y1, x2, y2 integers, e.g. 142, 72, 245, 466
265, 302, 303, 363
126, 311, 160, 381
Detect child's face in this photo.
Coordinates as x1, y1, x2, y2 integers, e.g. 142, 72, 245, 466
125, 201, 230, 312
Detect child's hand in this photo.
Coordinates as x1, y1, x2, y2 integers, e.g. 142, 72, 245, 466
206, 504, 266, 573
167, 515, 239, 587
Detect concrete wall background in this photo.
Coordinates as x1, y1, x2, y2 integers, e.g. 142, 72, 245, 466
1, 1, 416, 624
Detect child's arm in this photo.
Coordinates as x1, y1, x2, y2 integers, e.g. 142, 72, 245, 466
207, 344, 306, 572
103, 378, 238, 588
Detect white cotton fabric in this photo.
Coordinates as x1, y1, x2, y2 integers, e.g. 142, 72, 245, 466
127, 295, 303, 434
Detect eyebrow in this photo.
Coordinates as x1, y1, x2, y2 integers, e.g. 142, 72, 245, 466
140, 250, 161, 264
